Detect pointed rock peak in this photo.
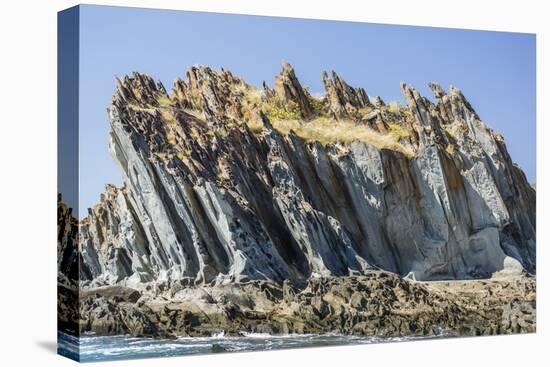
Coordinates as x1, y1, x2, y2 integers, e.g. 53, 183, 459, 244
276, 61, 302, 87
186, 65, 213, 89
400, 81, 408, 93
400, 81, 419, 95
448, 85, 478, 118
428, 82, 446, 99
449, 85, 471, 105
173, 76, 188, 90
274, 61, 314, 119
184, 65, 246, 97
322, 70, 372, 120
323, 70, 350, 89
374, 96, 386, 108
113, 72, 167, 107
400, 82, 424, 106
331, 70, 343, 83
281, 60, 294, 73
130, 72, 165, 97
156, 81, 167, 95
329, 71, 350, 93
449, 85, 464, 98
276, 61, 300, 86
400, 82, 428, 102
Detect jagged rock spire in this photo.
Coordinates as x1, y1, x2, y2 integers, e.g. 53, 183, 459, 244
428, 82, 447, 99
274, 62, 314, 119
374, 96, 385, 109
113, 72, 167, 108
322, 70, 372, 120
400, 81, 451, 147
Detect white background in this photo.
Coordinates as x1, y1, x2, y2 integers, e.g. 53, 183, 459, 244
0, 0, 547, 366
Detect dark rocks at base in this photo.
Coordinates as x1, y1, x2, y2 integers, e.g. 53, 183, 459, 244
64, 272, 535, 339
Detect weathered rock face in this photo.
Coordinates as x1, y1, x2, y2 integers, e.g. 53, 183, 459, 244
63, 272, 535, 338
57, 195, 80, 284
59, 63, 535, 288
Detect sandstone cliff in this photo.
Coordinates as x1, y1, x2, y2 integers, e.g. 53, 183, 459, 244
60, 62, 536, 289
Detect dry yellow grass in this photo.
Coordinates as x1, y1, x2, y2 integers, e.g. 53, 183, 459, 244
250, 118, 414, 157
247, 119, 264, 133
388, 123, 410, 138
387, 102, 402, 114
156, 95, 172, 106
125, 90, 414, 158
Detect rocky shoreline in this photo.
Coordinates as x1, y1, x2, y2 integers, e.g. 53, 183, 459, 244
58, 63, 536, 344
59, 271, 535, 339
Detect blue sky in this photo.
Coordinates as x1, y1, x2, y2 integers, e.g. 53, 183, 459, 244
77, 5, 536, 217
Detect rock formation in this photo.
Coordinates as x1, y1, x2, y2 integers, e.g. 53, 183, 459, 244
322, 70, 372, 120
57, 62, 536, 340
59, 271, 535, 338
59, 62, 535, 289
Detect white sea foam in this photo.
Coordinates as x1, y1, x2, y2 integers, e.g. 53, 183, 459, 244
58, 331, 446, 362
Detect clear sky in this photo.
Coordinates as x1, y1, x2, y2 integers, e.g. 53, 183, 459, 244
77, 5, 536, 218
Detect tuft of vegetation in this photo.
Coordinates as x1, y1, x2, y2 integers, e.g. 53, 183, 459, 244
446, 143, 456, 154
154, 152, 168, 161
244, 88, 262, 105
388, 123, 410, 139
247, 119, 265, 133
444, 125, 460, 141
127, 101, 154, 112
358, 106, 375, 115
156, 95, 172, 107
253, 118, 414, 157
444, 122, 468, 142
385, 102, 414, 122
387, 102, 403, 114
176, 149, 192, 160
189, 95, 202, 111
262, 96, 302, 121
165, 130, 177, 145
308, 95, 327, 117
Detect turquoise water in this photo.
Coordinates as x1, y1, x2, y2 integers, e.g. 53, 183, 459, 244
58, 331, 441, 362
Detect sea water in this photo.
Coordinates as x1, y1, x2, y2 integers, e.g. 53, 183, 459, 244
58, 331, 443, 362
